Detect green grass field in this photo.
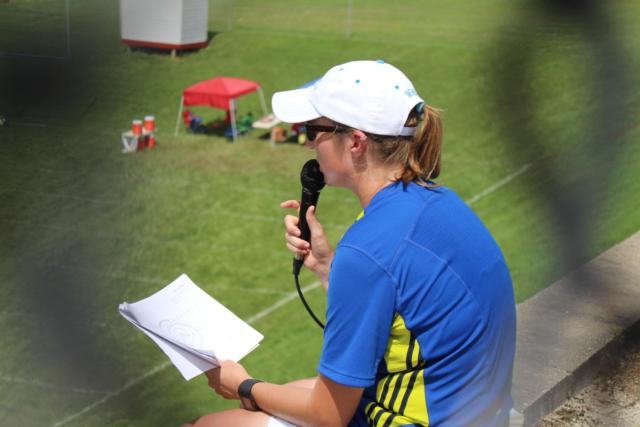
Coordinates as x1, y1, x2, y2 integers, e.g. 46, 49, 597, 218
1, 0, 639, 425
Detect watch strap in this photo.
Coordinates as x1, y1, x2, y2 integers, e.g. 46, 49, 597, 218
238, 378, 263, 411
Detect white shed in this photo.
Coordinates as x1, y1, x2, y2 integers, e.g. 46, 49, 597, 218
120, 0, 208, 50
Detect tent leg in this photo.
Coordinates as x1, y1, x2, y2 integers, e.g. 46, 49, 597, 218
175, 97, 184, 136
257, 87, 268, 117
229, 99, 238, 143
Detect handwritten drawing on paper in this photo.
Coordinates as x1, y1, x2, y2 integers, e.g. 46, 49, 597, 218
119, 274, 263, 380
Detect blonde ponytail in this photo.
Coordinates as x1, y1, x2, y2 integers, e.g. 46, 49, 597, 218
402, 104, 443, 187
366, 104, 444, 187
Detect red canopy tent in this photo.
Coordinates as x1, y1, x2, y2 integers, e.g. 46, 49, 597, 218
174, 76, 269, 143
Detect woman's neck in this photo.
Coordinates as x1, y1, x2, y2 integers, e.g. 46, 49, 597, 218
353, 165, 403, 208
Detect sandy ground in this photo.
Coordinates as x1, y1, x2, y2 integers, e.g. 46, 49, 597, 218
538, 343, 640, 427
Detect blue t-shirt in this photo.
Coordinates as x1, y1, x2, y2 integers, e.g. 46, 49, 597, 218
318, 181, 516, 427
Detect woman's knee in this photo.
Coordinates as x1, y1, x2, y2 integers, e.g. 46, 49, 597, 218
188, 408, 270, 427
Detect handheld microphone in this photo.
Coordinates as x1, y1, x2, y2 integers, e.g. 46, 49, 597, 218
292, 159, 326, 329
293, 159, 325, 276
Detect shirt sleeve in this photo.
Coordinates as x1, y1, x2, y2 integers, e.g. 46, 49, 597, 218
318, 245, 397, 388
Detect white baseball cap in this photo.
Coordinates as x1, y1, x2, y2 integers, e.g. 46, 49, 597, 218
272, 60, 424, 137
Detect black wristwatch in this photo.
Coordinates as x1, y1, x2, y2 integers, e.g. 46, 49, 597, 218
238, 378, 263, 411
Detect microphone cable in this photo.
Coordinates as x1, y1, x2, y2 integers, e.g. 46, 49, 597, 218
293, 270, 325, 329
292, 159, 326, 330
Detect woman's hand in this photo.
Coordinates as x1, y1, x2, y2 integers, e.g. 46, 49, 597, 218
205, 360, 251, 400
281, 200, 333, 288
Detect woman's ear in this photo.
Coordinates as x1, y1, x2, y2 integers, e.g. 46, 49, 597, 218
349, 130, 369, 156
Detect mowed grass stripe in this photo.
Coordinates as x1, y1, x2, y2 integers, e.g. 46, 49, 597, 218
49, 281, 322, 427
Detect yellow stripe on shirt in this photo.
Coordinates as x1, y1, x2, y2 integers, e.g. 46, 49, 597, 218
366, 313, 429, 426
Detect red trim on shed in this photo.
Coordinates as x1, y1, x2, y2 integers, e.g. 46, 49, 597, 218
121, 39, 207, 50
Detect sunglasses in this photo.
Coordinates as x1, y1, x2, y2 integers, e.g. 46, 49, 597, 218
304, 124, 348, 142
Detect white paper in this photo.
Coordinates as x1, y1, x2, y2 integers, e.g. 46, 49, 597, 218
119, 274, 263, 380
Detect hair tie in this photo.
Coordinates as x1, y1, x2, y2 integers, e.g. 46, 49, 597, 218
416, 102, 425, 114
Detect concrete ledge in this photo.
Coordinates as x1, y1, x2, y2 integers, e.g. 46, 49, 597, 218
513, 232, 640, 426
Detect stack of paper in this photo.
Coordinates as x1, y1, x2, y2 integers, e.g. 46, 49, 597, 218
119, 274, 263, 380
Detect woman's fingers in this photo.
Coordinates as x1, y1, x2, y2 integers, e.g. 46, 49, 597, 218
287, 242, 309, 258
282, 201, 308, 257
280, 199, 300, 210
281, 199, 332, 278
306, 206, 324, 236
284, 214, 301, 237
285, 233, 310, 251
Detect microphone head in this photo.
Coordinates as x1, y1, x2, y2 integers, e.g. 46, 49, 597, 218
300, 159, 325, 192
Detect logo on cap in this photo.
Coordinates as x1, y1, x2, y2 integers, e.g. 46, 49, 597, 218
404, 88, 417, 98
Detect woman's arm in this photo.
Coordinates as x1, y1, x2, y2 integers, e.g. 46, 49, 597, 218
281, 201, 334, 289
207, 360, 363, 427
253, 374, 363, 427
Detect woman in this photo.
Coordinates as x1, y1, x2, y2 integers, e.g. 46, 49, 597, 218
185, 60, 516, 427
